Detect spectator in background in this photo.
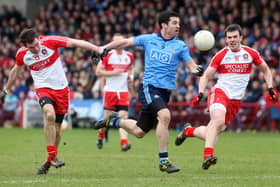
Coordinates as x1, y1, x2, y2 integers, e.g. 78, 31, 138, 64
3, 89, 19, 127
243, 80, 263, 103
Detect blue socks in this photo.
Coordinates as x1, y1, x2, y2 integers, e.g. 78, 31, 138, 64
111, 117, 121, 128
159, 152, 168, 163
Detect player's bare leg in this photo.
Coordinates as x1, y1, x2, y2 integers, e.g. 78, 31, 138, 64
193, 126, 207, 140
37, 104, 57, 175
118, 110, 131, 151
96, 128, 106, 149
96, 110, 112, 149
52, 122, 65, 168
94, 110, 179, 173
202, 109, 225, 170
156, 109, 170, 154
156, 109, 179, 173
119, 128, 131, 151
119, 119, 145, 138
55, 122, 61, 147
175, 124, 208, 146
43, 104, 56, 146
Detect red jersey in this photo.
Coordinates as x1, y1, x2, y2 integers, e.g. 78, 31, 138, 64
16, 35, 68, 90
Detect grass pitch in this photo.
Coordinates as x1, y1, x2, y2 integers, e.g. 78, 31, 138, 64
0, 128, 280, 187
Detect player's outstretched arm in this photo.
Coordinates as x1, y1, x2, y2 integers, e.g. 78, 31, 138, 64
103, 37, 135, 50
66, 38, 101, 53
92, 37, 135, 64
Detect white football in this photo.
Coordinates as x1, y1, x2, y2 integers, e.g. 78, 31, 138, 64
194, 30, 215, 51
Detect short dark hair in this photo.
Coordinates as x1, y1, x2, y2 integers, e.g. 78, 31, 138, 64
158, 11, 180, 29
19, 28, 38, 45
224, 24, 242, 37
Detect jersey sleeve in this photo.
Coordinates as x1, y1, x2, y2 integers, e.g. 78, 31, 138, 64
179, 44, 193, 63
128, 53, 134, 67
209, 55, 220, 69
101, 54, 110, 66
243, 47, 264, 66
40, 35, 68, 48
209, 48, 228, 69
133, 34, 150, 47
15, 48, 26, 66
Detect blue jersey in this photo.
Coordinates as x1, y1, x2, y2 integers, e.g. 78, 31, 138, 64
134, 33, 192, 90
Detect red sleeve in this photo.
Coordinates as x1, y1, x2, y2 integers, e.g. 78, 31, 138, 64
101, 53, 111, 66
15, 47, 27, 66
127, 52, 134, 67
39, 35, 68, 48
210, 48, 228, 69
242, 46, 264, 66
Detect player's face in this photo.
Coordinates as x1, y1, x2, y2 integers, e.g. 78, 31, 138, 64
165, 17, 180, 37
26, 38, 40, 54
225, 31, 243, 51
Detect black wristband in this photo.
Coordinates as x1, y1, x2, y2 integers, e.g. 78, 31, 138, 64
268, 87, 274, 94
198, 92, 204, 102
100, 48, 110, 58
192, 65, 204, 77
2, 89, 8, 96
92, 52, 101, 64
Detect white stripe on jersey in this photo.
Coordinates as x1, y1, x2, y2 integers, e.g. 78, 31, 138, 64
211, 46, 264, 99
103, 50, 133, 92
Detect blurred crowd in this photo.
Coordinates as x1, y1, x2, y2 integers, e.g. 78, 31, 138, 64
0, 0, 280, 127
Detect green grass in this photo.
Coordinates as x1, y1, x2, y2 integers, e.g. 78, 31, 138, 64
0, 128, 280, 187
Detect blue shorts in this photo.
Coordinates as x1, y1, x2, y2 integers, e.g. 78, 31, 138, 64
137, 84, 171, 132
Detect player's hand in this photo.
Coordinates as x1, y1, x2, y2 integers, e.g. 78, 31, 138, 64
112, 68, 123, 75
99, 47, 110, 59
192, 65, 204, 77
192, 92, 204, 105
92, 48, 111, 64
92, 52, 101, 64
268, 88, 278, 101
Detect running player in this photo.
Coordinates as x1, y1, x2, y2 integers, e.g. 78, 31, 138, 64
93, 11, 204, 173
95, 33, 134, 152
175, 24, 278, 170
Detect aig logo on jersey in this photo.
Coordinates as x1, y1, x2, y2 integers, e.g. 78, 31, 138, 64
150, 49, 171, 64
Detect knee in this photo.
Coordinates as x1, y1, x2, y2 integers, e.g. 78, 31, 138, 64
210, 118, 225, 131
135, 129, 146, 138
158, 109, 171, 124
161, 114, 171, 124
45, 111, 55, 123
214, 118, 225, 126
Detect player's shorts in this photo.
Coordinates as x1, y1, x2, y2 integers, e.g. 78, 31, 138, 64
103, 91, 129, 111
35, 86, 69, 115
207, 87, 241, 125
137, 84, 171, 132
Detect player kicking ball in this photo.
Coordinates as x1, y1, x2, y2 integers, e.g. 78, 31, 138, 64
1, 28, 103, 174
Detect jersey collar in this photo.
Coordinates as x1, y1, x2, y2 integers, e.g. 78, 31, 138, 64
157, 32, 175, 41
